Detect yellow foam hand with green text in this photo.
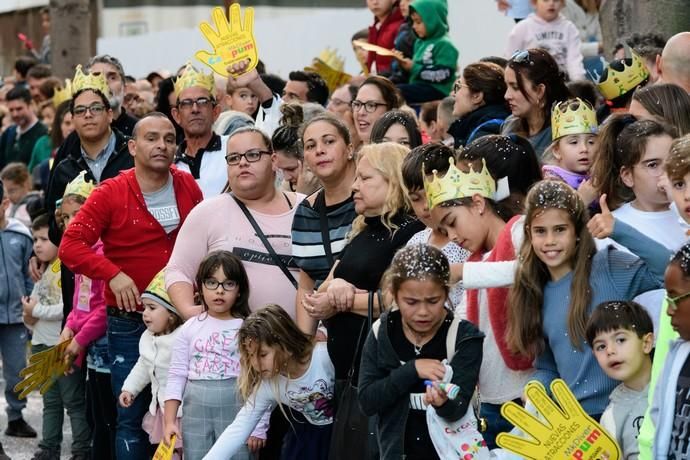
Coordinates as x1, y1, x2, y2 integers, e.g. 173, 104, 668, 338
195, 4, 258, 77
152, 434, 175, 460
14, 340, 72, 399
496, 380, 621, 460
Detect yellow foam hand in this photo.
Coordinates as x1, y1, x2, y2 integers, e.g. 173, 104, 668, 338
496, 379, 621, 460
195, 4, 258, 77
153, 434, 176, 460
14, 340, 72, 399
304, 58, 352, 94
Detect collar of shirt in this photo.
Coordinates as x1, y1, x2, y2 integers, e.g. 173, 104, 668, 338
174, 133, 221, 178
80, 131, 117, 163
16, 119, 39, 138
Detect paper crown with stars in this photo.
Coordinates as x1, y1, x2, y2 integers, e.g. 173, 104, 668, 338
423, 157, 508, 210
52, 79, 72, 108
551, 98, 598, 140
63, 171, 95, 201
597, 49, 650, 101
141, 270, 179, 316
173, 62, 216, 97
71, 65, 111, 99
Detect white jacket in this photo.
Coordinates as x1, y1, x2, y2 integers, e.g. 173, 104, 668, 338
122, 328, 182, 417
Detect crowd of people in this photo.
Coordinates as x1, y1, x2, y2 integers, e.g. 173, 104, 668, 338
0, 0, 689, 459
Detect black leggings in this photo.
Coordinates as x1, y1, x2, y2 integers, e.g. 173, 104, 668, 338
86, 369, 117, 460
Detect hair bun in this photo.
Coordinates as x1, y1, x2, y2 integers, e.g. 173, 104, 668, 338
280, 103, 304, 128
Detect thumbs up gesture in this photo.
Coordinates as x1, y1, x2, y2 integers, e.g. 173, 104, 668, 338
587, 194, 615, 239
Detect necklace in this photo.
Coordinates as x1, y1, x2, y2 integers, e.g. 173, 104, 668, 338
413, 341, 423, 356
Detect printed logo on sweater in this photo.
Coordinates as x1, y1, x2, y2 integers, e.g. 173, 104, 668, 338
286, 378, 334, 425
670, 372, 690, 459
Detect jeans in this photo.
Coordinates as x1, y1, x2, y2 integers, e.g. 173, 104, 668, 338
87, 368, 116, 460
107, 314, 151, 459
32, 344, 91, 455
480, 399, 521, 450
0, 323, 28, 421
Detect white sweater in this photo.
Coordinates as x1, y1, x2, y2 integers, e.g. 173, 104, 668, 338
122, 328, 182, 417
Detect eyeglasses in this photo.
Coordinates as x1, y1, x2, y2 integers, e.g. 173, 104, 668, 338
351, 100, 387, 113
666, 290, 690, 312
636, 159, 666, 177
73, 103, 107, 117
203, 278, 238, 291
177, 97, 214, 110
329, 98, 350, 108
225, 150, 272, 165
510, 49, 532, 64
452, 81, 464, 94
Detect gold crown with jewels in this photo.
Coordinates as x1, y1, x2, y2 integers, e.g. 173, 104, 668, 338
52, 79, 72, 108
63, 171, 95, 200
423, 157, 497, 210
71, 65, 111, 98
173, 62, 216, 97
597, 49, 649, 101
551, 98, 598, 140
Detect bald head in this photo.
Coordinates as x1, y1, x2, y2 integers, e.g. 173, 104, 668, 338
660, 32, 690, 93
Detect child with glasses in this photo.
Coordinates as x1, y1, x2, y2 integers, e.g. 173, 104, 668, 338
163, 251, 268, 460
586, 301, 654, 459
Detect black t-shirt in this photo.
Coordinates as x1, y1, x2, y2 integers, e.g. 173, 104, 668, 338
325, 213, 423, 380
388, 310, 452, 460
670, 353, 690, 459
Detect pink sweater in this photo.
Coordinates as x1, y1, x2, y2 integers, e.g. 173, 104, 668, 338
65, 240, 107, 356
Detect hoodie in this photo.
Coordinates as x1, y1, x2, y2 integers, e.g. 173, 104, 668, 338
367, 4, 405, 76
409, 0, 458, 95
0, 218, 33, 324
505, 12, 586, 81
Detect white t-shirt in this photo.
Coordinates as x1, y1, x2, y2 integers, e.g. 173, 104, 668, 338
175, 135, 229, 198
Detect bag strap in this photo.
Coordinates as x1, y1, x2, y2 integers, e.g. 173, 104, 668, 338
231, 194, 298, 289
315, 189, 334, 267
346, 291, 375, 384
445, 313, 462, 361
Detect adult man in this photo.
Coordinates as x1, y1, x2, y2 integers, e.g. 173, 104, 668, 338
86, 54, 138, 136
26, 64, 52, 103
0, 86, 48, 169
59, 113, 203, 460
282, 70, 329, 106
171, 64, 229, 197
657, 32, 690, 93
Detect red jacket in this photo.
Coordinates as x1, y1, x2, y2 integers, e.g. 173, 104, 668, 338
59, 167, 203, 309
367, 6, 405, 75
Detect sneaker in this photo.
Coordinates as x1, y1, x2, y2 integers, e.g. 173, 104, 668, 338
0, 442, 10, 460
5, 418, 37, 438
30, 450, 59, 460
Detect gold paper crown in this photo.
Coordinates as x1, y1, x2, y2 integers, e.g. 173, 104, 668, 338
63, 171, 95, 200
174, 62, 216, 97
318, 48, 345, 72
141, 270, 178, 315
52, 79, 72, 108
71, 65, 111, 99
551, 98, 598, 140
597, 50, 650, 101
423, 157, 496, 210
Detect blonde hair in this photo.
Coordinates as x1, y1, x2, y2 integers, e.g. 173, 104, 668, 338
349, 142, 411, 239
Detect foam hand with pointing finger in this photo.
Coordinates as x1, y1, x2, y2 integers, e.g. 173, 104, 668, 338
196, 4, 258, 77
496, 379, 620, 460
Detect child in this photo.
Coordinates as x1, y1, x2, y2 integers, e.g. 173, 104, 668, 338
23, 213, 91, 460
586, 301, 654, 459
542, 97, 598, 203
0, 179, 36, 441
505, 0, 585, 81
507, 180, 668, 420
389, 0, 415, 84
366, 0, 404, 76
204, 304, 335, 460
358, 244, 485, 460
225, 80, 259, 118
394, 0, 459, 104
401, 143, 469, 313
164, 251, 263, 460
424, 150, 534, 449
650, 243, 690, 459
0, 162, 41, 228
119, 271, 184, 456
57, 171, 115, 459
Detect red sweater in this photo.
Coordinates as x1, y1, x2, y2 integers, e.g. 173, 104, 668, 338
59, 167, 203, 309
367, 7, 405, 75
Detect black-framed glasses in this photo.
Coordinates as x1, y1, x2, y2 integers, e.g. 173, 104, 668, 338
666, 291, 690, 312
510, 49, 532, 64
203, 278, 238, 291
177, 97, 214, 110
452, 81, 464, 94
73, 103, 107, 117
225, 150, 272, 165
351, 100, 387, 113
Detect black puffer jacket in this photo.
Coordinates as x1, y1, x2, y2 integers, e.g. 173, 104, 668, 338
448, 103, 510, 148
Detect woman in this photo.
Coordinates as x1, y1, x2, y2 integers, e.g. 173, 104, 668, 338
352, 76, 404, 146
293, 113, 359, 335
502, 48, 571, 158
629, 83, 690, 136
370, 109, 423, 149
447, 62, 511, 148
272, 104, 320, 194
302, 142, 424, 458
31, 100, 74, 190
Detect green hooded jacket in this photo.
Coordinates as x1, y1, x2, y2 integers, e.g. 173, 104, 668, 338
409, 0, 458, 95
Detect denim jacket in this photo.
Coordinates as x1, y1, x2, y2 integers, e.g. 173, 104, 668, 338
0, 218, 34, 324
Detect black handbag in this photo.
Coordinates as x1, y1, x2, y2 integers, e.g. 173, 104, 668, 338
328, 291, 379, 460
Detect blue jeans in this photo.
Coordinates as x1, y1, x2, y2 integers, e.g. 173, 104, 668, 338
480, 400, 521, 450
0, 323, 28, 421
107, 315, 151, 459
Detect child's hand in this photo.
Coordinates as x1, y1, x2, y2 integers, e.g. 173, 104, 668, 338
497, 0, 511, 13
21, 296, 37, 316
576, 178, 597, 206
415, 359, 446, 381
59, 327, 75, 342
119, 391, 134, 408
587, 194, 615, 239
424, 382, 449, 408
163, 421, 181, 447
247, 436, 266, 452
63, 339, 84, 372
